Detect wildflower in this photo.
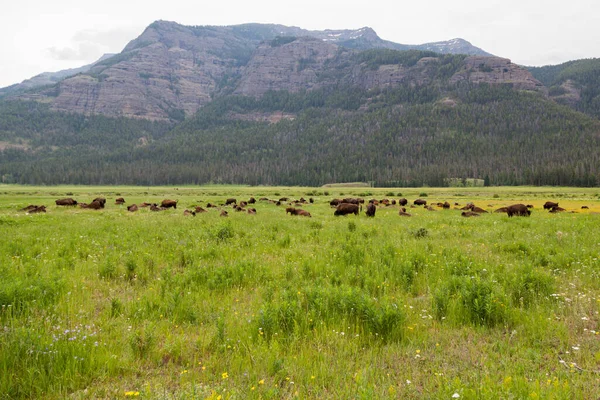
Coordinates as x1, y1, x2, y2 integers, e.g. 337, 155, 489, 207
222, 372, 229, 379
180, 370, 188, 375
251, 386, 255, 391
202, 366, 206, 370
124, 391, 140, 396
452, 394, 460, 398
258, 379, 264, 385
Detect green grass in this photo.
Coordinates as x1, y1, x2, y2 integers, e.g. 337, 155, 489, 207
1, 185, 600, 399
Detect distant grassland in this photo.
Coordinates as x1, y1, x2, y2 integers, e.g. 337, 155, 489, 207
1, 185, 600, 399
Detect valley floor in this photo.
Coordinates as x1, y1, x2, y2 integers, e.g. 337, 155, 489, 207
1, 185, 599, 399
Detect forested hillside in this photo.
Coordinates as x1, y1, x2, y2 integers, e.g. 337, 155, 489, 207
528, 58, 600, 119
1, 80, 598, 186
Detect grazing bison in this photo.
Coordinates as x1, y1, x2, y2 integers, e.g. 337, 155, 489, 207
220, 210, 228, 217
342, 198, 363, 205
365, 203, 376, 217
543, 201, 559, 210
286, 207, 297, 215
127, 204, 138, 212
55, 198, 77, 206
194, 206, 207, 213
461, 211, 480, 217
183, 210, 196, 216
413, 199, 427, 206
115, 197, 125, 205
334, 203, 359, 216
161, 199, 178, 209
442, 201, 451, 209
279, 197, 289, 202
369, 199, 379, 205
398, 198, 408, 206
582, 206, 589, 209
248, 197, 256, 204
225, 198, 237, 205
309, 198, 314, 204
330, 199, 343, 207
506, 204, 531, 217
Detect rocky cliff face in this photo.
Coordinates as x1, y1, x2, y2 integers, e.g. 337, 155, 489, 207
11, 21, 539, 121
449, 56, 546, 92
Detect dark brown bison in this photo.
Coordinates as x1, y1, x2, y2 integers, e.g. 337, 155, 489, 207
247, 208, 257, 215
248, 197, 256, 204
220, 210, 228, 217
334, 203, 359, 216
183, 210, 196, 217
391, 200, 397, 205
398, 198, 408, 206
259, 197, 269, 201
526, 204, 534, 209
506, 204, 531, 217
414, 199, 427, 206
194, 206, 207, 213
286, 207, 297, 215
442, 201, 451, 209
235, 205, 244, 212
127, 204, 138, 212
342, 198, 363, 205
543, 201, 559, 210
494, 207, 509, 213
27, 205, 47, 214
140, 202, 152, 207
549, 206, 566, 213
279, 197, 289, 202
92, 198, 106, 208
471, 206, 488, 213
461, 211, 480, 217
461, 203, 474, 210
55, 198, 77, 206
582, 206, 589, 209
239, 201, 248, 207
309, 198, 314, 204
161, 199, 178, 209
330, 199, 343, 206
398, 210, 412, 217
150, 204, 163, 212
369, 199, 379, 205
275, 201, 282, 206
225, 198, 237, 205
82, 200, 104, 210
380, 199, 390, 206
206, 203, 216, 208
115, 197, 125, 205
365, 203, 376, 217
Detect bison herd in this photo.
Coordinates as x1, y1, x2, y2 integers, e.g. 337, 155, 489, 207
18, 194, 588, 221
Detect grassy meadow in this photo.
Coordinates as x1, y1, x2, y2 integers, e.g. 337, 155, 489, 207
1, 185, 600, 399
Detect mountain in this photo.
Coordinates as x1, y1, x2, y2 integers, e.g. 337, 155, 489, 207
0, 21, 599, 187
528, 58, 600, 119
0, 54, 114, 98
6, 21, 494, 121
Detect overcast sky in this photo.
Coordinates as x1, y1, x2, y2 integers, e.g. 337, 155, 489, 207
1, 0, 599, 88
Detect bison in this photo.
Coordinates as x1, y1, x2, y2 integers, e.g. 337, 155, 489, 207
150, 204, 163, 212
334, 203, 359, 216
115, 197, 125, 205
330, 199, 343, 207
286, 207, 297, 215
506, 204, 531, 217
161, 199, 178, 209
220, 210, 228, 217
27, 205, 47, 214
194, 206, 207, 213
247, 208, 257, 215
365, 203, 376, 217
543, 201, 559, 210
140, 202, 152, 207
398, 210, 412, 217
92, 197, 106, 208
55, 198, 77, 206
461, 211, 480, 217
248, 197, 256, 204
21, 205, 39, 212
413, 199, 427, 206
127, 204, 138, 212
471, 206, 488, 213
494, 207, 509, 213
442, 201, 451, 209
183, 210, 196, 217
82, 200, 104, 210
549, 206, 566, 213
225, 198, 237, 205
398, 198, 408, 206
